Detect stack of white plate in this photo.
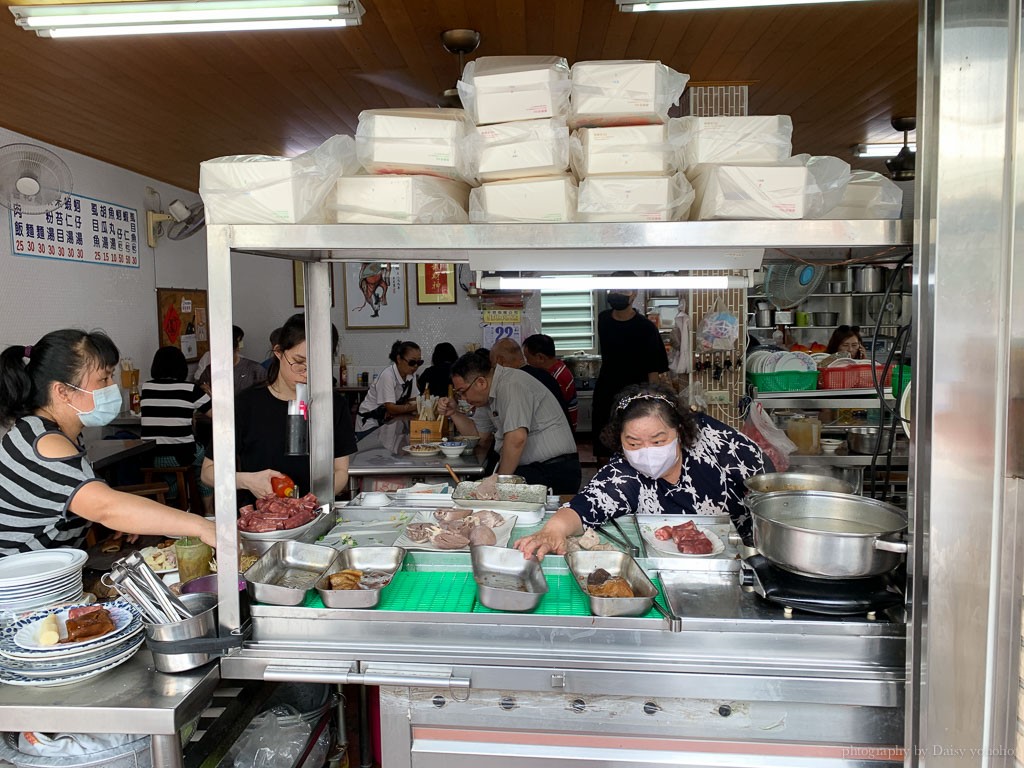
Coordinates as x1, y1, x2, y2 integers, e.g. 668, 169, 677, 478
0, 601, 144, 687
747, 350, 817, 374
0, 549, 88, 614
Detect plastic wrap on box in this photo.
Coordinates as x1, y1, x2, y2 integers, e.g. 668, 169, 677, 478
569, 60, 689, 128
577, 173, 695, 222
458, 56, 571, 125
466, 119, 570, 183
355, 108, 473, 182
200, 135, 358, 224
678, 115, 793, 170
818, 170, 903, 219
688, 155, 850, 220
332, 175, 470, 223
469, 175, 578, 223
570, 122, 686, 178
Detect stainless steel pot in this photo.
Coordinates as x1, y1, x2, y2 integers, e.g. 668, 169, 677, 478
564, 354, 601, 380
754, 308, 775, 327
854, 267, 884, 293
847, 426, 909, 456
812, 311, 839, 326
744, 472, 854, 496
746, 490, 908, 579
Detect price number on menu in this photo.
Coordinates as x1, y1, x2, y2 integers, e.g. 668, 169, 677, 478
483, 323, 521, 347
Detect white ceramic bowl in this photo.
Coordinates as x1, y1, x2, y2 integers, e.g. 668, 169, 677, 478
820, 438, 845, 454
439, 441, 467, 458
361, 491, 391, 507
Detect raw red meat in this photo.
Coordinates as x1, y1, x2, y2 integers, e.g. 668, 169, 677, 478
655, 521, 714, 555
238, 493, 320, 533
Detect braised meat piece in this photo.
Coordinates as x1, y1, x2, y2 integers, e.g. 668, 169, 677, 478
587, 576, 634, 598
62, 607, 115, 643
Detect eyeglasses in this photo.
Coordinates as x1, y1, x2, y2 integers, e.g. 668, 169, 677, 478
281, 353, 307, 373
452, 376, 482, 399
403, 358, 424, 367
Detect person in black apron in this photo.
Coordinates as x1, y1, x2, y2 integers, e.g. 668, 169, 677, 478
355, 340, 423, 442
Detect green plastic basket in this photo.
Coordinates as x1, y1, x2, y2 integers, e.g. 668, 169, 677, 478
747, 370, 819, 393
890, 365, 912, 399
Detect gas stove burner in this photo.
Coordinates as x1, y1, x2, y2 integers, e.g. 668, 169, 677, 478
740, 555, 903, 617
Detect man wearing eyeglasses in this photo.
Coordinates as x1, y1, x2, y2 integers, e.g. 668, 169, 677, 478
356, 340, 423, 440
439, 353, 581, 495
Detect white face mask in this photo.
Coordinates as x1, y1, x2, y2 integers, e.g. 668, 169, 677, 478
624, 440, 679, 479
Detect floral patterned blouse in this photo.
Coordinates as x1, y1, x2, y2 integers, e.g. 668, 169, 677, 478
568, 413, 766, 544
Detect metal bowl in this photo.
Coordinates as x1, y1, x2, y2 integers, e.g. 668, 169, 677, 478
471, 545, 548, 612
812, 311, 839, 326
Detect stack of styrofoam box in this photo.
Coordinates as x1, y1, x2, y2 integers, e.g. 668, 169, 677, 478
200, 135, 358, 224
347, 108, 473, 223
680, 115, 819, 220
461, 57, 578, 223
568, 61, 694, 222
817, 170, 903, 219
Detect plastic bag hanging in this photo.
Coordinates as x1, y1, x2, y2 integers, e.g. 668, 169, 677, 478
668, 296, 691, 375
696, 298, 739, 351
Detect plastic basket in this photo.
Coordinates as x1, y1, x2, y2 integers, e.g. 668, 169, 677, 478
819, 364, 895, 390
890, 365, 912, 399
747, 371, 819, 393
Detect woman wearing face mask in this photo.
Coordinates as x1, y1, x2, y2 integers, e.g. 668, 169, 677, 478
591, 274, 669, 461
0, 330, 216, 556
515, 384, 767, 560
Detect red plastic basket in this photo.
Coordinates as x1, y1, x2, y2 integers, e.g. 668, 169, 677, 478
819, 363, 895, 390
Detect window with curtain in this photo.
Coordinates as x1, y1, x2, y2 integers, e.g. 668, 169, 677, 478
540, 288, 597, 354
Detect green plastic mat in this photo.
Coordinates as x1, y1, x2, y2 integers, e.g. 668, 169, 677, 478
301, 570, 668, 619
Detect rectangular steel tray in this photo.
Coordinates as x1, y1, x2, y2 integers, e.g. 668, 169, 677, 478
451, 481, 546, 513
470, 545, 548, 612
565, 550, 658, 617
316, 546, 406, 609
245, 541, 337, 606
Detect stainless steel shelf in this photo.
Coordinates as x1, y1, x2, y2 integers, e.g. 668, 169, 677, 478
788, 453, 908, 466
753, 387, 893, 409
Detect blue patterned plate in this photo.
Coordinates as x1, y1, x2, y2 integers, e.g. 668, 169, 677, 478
0, 641, 140, 687
2, 602, 140, 658
0, 632, 143, 674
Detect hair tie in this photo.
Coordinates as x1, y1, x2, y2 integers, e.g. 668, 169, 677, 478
616, 392, 673, 412
23, 345, 32, 360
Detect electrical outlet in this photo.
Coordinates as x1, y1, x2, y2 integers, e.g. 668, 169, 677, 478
706, 390, 731, 405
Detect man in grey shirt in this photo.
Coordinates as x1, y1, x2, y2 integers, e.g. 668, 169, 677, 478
439, 353, 581, 495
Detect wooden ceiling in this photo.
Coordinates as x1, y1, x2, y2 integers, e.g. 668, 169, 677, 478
0, 0, 918, 192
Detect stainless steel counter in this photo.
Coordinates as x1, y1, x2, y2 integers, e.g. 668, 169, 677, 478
0, 650, 219, 768
348, 447, 486, 478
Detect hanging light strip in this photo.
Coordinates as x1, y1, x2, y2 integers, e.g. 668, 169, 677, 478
853, 143, 917, 158
617, 0, 875, 10
479, 275, 750, 291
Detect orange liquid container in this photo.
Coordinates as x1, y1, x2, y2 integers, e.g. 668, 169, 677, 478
786, 416, 821, 455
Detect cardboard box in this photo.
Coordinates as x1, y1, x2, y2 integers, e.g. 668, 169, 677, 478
578, 173, 694, 222
473, 119, 570, 182
470, 175, 578, 223
334, 175, 470, 223
678, 115, 793, 169
689, 164, 810, 220
574, 124, 675, 177
570, 60, 688, 128
459, 56, 570, 125
356, 108, 471, 180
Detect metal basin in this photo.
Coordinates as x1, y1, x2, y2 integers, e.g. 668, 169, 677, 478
315, 546, 406, 609
565, 550, 657, 617
471, 545, 548, 612
245, 541, 337, 606
744, 472, 854, 496
747, 490, 908, 579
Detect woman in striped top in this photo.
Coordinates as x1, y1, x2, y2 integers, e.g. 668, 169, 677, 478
141, 346, 211, 466
0, 330, 216, 556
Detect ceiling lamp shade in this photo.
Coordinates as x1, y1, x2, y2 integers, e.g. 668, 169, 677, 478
617, 0, 875, 10
10, 0, 364, 37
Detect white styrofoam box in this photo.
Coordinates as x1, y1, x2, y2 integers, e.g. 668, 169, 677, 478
578, 173, 695, 222
333, 175, 470, 224
569, 60, 689, 128
688, 164, 811, 220
355, 108, 473, 181
469, 175, 578, 223
458, 56, 571, 125
571, 123, 684, 178
469, 119, 571, 183
818, 172, 902, 219
200, 135, 358, 224
678, 115, 793, 170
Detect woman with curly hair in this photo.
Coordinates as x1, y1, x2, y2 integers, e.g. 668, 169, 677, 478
515, 384, 767, 560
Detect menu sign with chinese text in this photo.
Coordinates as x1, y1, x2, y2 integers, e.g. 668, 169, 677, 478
9, 194, 140, 268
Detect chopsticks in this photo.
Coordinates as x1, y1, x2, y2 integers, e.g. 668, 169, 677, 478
445, 463, 462, 486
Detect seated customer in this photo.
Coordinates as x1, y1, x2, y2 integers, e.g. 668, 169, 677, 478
515, 384, 767, 560
490, 338, 571, 429
439, 353, 581, 495
522, 333, 578, 432
418, 342, 457, 397
141, 346, 211, 467
197, 325, 266, 395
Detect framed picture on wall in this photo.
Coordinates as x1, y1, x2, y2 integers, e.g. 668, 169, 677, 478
342, 262, 409, 329
293, 262, 336, 308
416, 263, 457, 305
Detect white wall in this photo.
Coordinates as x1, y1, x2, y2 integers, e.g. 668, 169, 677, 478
0, 126, 540, 383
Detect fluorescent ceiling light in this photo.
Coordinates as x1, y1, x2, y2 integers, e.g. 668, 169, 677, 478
618, 0, 876, 10
853, 143, 917, 159
10, 0, 363, 37
479, 275, 749, 292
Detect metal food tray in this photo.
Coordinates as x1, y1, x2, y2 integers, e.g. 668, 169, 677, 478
451, 481, 546, 512
565, 550, 658, 618
316, 546, 406, 609
244, 541, 337, 606
470, 545, 548, 612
